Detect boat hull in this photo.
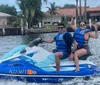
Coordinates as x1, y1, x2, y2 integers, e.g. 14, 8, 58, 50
0, 45, 98, 83
0, 73, 90, 83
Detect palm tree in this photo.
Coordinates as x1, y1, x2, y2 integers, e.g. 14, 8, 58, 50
79, 0, 82, 21
76, 0, 78, 22
84, 0, 87, 21
17, 0, 47, 29
47, 2, 58, 25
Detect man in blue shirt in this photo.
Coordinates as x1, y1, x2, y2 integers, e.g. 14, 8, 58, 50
44, 23, 73, 72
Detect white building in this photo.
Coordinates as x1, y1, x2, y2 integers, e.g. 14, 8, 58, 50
42, 7, 100, 26
0, 12, 11, 28
42, 15, 62, 26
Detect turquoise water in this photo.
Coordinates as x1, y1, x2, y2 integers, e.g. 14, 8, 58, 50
0, 33, 100, 85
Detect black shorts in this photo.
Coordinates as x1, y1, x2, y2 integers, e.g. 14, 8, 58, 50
77, 46, 91, 60
77, 46, 90, 54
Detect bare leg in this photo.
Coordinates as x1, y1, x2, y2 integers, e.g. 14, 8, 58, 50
68, 53, 74, 60
74, 54, 79, 71
54, 52, 63, 72
74, 49, 87, 72
55, 55, 60, 72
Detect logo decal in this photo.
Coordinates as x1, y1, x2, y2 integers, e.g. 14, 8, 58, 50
9, 69, 37, 75
27, 69, 37, 75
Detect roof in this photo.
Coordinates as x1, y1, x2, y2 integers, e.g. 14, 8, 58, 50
56, 8, 76, 16
45, 7, 100, 17
0, 12, 12, 17
87, 7, 100, 12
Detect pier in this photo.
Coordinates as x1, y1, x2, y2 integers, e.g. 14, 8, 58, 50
0, 27, 24, 36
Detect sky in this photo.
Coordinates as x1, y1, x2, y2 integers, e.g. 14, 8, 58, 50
0, 0, 100, 12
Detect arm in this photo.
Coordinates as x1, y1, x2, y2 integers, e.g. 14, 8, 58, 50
43, 39, 55, 43
72, 40, 78, 53
71, 17, 77, 30
88, 23, 98, 39
68, 40, 78, 60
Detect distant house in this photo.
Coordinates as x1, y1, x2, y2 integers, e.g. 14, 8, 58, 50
0, 12, 12, 28
42, 7, 100, 26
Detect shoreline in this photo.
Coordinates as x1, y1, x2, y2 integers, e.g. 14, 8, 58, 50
0, 26, 100, 36
25, 27, 74, 34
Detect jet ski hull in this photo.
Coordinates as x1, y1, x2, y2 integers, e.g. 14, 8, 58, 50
0, 45, 98, 83
0, 73, 75, 83
0, 60, 97, 83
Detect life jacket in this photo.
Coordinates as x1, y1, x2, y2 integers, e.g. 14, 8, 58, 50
55, 32, 67, 52
74, 28, 90, 47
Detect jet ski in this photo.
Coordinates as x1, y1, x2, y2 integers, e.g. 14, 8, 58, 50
0, 38, 99, 83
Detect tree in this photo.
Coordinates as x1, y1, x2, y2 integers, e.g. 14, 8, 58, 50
63, 4, 76, 8
47, 2, 58, 24
0, 4, 17, 16
76, 0, 78, 22
84, 0, 87, 21
56, 6, 62, 9
79, 0, 82, 21
32, 9, 44, 26
17, 0, 47, 29
0, 4, 19, 27
17, 0, 38, 29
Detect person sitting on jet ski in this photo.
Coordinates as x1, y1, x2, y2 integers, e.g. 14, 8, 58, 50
43, 23, 73, 72
69, 20, 98, 72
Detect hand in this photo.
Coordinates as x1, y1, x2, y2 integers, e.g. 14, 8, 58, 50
44, 40, 52, 43
93, 23, 98, 31
38, 44, 44, 47
43, 40, 48, 43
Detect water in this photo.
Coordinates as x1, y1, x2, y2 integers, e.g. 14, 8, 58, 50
0, 32, 100, 85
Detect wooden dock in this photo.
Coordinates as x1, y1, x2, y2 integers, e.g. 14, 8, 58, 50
0, 27, 24, 36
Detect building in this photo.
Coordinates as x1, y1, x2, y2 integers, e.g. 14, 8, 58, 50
42, 7, 100, 26
87, 8, 100, 21
0, 12, 12, 28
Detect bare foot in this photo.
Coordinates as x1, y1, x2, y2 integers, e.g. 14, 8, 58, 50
56, 69, 60, 72
74, 68, 80, 72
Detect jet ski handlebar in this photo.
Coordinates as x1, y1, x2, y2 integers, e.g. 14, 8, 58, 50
20, 38, 43, 54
